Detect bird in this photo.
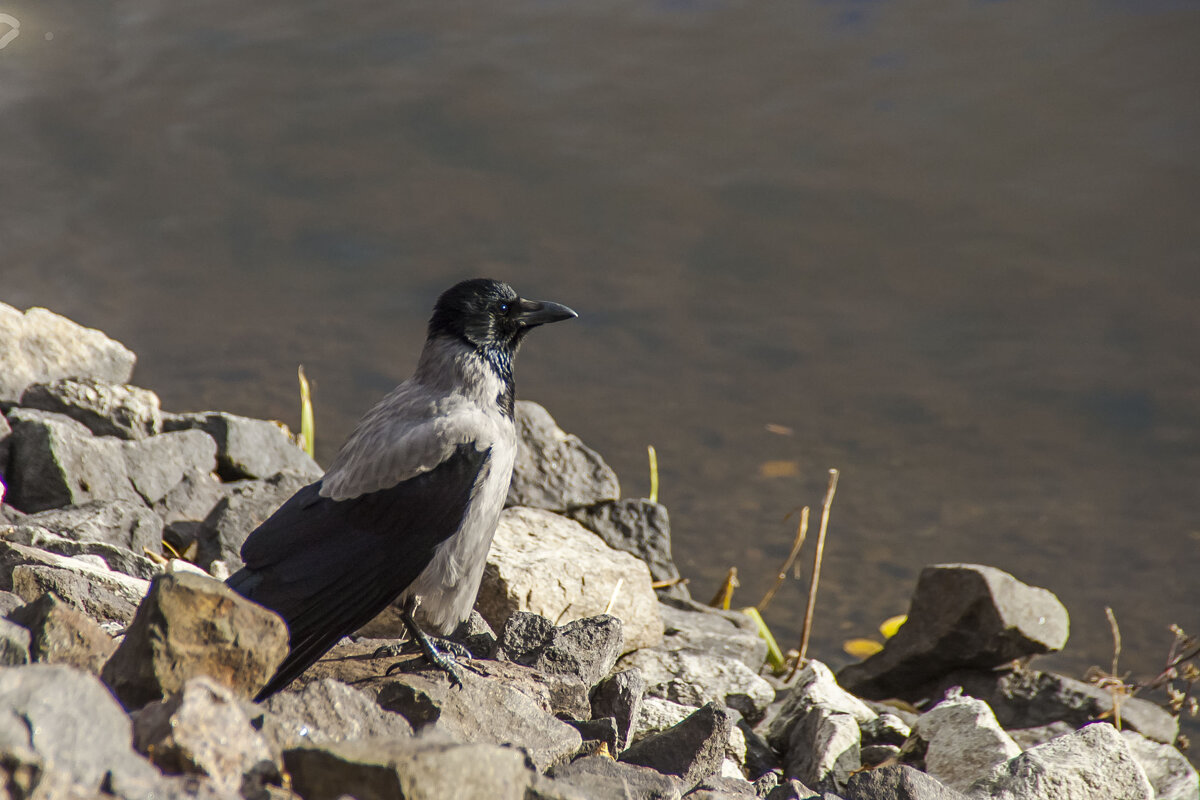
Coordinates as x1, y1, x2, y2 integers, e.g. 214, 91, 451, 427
226, 278, 577, 700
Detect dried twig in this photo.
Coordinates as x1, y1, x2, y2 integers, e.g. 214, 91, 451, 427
1106, 606, 1125, 729
604, 578, 624, 615
710, 567, 740, 610
757, 506, 810, 612
647, 445, 659, 504
788, 468, 839, 681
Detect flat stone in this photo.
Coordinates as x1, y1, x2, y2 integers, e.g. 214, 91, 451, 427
478, 506, 664, 652
0, 303, 136, 405
909, 692, 1022, 792
15, 498, 164, 554
568, 499, 688, 599
16, 526, 160, 579
549, 754, 684, 800
592, 667, 647, 750
506, 401, 620, 511
19, 377, 162, 439
1120, 729, 1199, 800
1, 542, 149, 624
655, 598, 767, 671
194, 471, 315, 570
968, 723, 1153, 800
838, 564, 1070, 700
7, 591, 116, 672
496, 611, 624, 688
618, 646, 775, 722
620, 701, 732, 787
257, 678, 414, 752
102, 571, 289, 709
165, 411, 322, 481
845, 764, 969, 800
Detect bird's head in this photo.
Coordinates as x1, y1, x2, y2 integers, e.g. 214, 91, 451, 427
428, 278, 577, 352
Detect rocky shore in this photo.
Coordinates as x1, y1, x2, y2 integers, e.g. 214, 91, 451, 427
0, 301, 1196, 800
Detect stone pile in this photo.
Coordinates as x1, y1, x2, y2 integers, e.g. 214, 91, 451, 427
0, 301, 1196, 800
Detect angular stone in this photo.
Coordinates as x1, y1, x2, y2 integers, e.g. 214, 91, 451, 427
592, 668, 647, 751
2, 543, 149, 625
691, 775, 759, 798
257, 678, 414, 753
838, 564, 1070, 701
860, 712, 912, 748
620, 701, 731, 787
16, 498, 164, 554
765, 778, 819, 800
497, 611, 624, 688
0, 616, 31, 665
618, 647, 775, 722
549, 754, 683, 800
132, 677, 278, 795
445, 608, 498, 658
631, 697, 748, 768
102, 571, 288, 709
656, 597, 767, 671
845, 764, 968, 800
165, 411, 321, 481
506, 401, 620, 511
909, 692, 1022, 792
969, 723, 1153, 800
569, 499, 689, 597
194, 471, 314, 570
0, 303, 136, 405
7, 592, 116, 672
14, 526, 160, 579
5, 409, 143, 512
1120, 730, 1199, 800
479, 506, 663, 653
20, 377, 163, 439
154, 468, 226, 526
122, 429, 218, 506
0, 664, 158, 791
765, 660, 876, 753
783, 706, 860, 794
0, 589, 24, 617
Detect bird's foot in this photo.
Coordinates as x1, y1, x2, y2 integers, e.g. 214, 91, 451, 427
382, 633, 481, 688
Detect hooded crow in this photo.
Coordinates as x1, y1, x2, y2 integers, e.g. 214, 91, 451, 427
227, 278, 576, 699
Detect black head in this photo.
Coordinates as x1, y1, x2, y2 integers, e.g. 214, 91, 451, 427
428, 278, 577, 352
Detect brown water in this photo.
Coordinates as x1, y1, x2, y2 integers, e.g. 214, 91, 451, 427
2, 0, 1198, 710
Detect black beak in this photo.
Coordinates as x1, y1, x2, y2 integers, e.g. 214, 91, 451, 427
515, 298, 578, 328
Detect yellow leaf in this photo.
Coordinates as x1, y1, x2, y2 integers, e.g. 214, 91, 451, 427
879, 614, 907, 639
843, 638, 884, 659
759, 460, 799, 478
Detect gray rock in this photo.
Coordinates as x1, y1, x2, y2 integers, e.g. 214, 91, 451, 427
620, 701, 732, 787
526, 774, 594, 800
861, 743, 903, 767
284, 735, 534, 800
861, 712, 912, 747
620, 647, 776, 723
165, 411, 321, 481
154, 468, 227, 525
132, 676, 279, 795
968, 722, 1153, 800
194, 471, 314, 570
845, 764, 968, 800
838, 564, 1070, 701
506, 401, 620, 511
0, 589, 24, 617
445, 608, 498, 658
102, 571, 289, 709
0, 411, 11, 479
908, 692, 1021, 792
19, 377, 163, 439
1, 542, 149, 625
1120, 729, 1199, 800
567, 716, 620, 755
764, 778, 818, 800
16, 526, 160, 579
569, 499, 688, 599
1006, 721, 1073, 749
632, 697, 748, 769
4, 408, 143, 512
7, 591, 116, 672
373, 663, 583, 772
121, 429, 218, 506
17, 498, 164, 554
0, 303, 136, 405
497, 611, 624, 688
479, 506, 664, 652
592, 667, 647, 751
0, 616, 31, 665
549, 754, 684, 800
258, 678, 414, 752
657, 598, 767, 671
930, 667, 1179, 745
691, 775, 759, 797
0, 664, 158, 792
765, 659, 876, 754
783, 706, 860, 795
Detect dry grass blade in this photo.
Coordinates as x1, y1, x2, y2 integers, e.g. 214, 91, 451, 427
604, 578, 624, 615
298, 365, 315, 459
710, 567, 740, 610
647, 445, 659, 504
757, 506, 810, 612
1106, 606, 1125, 729
788, 468, 839, 681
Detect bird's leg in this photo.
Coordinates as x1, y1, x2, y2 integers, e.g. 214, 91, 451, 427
383, 598, 472, 687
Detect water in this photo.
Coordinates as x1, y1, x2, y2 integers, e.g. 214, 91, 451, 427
2, 0, 1198, 721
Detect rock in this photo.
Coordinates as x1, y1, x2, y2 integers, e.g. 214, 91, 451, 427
497, 611, 624, 688
132, 677, 278, 795
764, 778, 817, 800
4, 409, 143, 512
284, 734, 533, 800
15, 498, 164, 554
1120, 730, 1199, 800
122, 429, 218, 506
257, 678, 414, 752
620, 701, 732, 787
656, 598, 767, 671
506, 401, 620, 510
1, 541, 149, 624
737, 718, 781, 780
837, 564, 1070, 701
968, 722, 1153, 800
526, 774, 593, 800
930, 666, 1179, 745
691, 774, 758, 797
845, 764, 968, 800
446, 608, 498, 658
102, 571, 289, 709
0, 616, 31, 665
783, 706, 860, 794
479, 506, 664, 652
568, 499, 688, 598
0, 664, 158, 792
0, 303, 137, 405
862, 743, 902, 767
619, 647, 775, 722
371, 664, 583, 772
0, 589, 24, 617
1006, 721, 1073, 749
0, 412, 12, 477
194, 471, 314, 570
7, 592, 116, 672
549, 754, 684, 800
907, 691, 1021, 792
632, 697, 748, 768
592, 668, 647, 750
19, 378, 163, 439
154, 468, 226, 525
13, 526, 160, 579
165, 411, 322, 481
567, 716, 620, 755
765, 660, 876, 753
860, 712, 912, 748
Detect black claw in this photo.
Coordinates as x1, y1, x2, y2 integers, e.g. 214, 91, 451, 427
395, 604, 468, 688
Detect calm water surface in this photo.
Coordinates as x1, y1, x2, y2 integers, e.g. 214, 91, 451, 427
2, 0, 1198, 704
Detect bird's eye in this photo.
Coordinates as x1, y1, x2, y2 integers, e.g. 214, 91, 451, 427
498, 302, 510, 314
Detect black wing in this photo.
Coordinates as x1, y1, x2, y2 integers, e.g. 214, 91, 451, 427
227, 443, 490, 699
